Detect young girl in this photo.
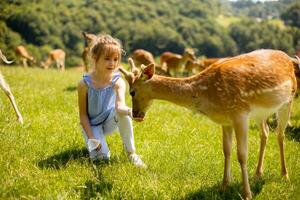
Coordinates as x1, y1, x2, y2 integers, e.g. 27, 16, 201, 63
78, 33, 146, 168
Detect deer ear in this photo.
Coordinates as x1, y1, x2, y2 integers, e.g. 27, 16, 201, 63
82, 32, 97, 45
142, 63, 155, 80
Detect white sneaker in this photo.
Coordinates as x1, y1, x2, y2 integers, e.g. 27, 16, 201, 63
128, 154, 147, 169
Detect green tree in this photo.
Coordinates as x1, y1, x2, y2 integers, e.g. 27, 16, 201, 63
230, 19, 294, 54
281, 2, 300, 28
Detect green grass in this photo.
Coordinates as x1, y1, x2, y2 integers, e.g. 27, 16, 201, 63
0, 66, 300, 199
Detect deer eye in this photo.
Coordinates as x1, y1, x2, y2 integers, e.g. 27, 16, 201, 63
130, 91, 135, 97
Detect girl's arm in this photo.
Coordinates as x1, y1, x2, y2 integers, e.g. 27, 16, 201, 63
78, 80, 95, 139
114, 78, 132, 117
78, 80, 101, 151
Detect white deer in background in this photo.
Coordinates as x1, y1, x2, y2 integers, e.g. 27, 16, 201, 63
120, 49, 298, 200
0, 49, 23, 124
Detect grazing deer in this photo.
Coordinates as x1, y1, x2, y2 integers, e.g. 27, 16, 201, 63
0, 49, 23, 124
131, 49, 170, 76
130, 49, 156, 67
41, 49, 66, 71
14, 45, 36, 68
186, 57, 230, 75
200, 57, 225, 69
160, 48, 196, 76
120, 49, 298, 200
185, 59, 205, 75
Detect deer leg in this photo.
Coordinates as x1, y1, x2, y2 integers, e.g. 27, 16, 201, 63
56, 61, 60, 69
61, 61, 65, 71
221, 125, 233, 191
22, 58, 28, 68
0, 74, 23, 124
233, 115, 252, 200
276, 102, 291, 179
254, 120, 269, 181
161, 62, 167, 72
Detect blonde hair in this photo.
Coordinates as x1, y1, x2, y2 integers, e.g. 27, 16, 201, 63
90, 34, 124, 63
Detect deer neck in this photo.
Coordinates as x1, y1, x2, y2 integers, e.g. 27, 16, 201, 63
147, 75, 196, 107
44, 57, 52, 67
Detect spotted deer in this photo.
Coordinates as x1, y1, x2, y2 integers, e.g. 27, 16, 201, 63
14, 45, 36, 68
41, 49, 65, 71
0, 49, 23, 124
120, 49, 298, 200
160, 48, 196, 76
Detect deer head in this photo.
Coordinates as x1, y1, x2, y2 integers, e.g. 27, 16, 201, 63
119, 58, 155, 121
183, 48, 196, 61
29, 56, 37, 65
82, 31, 97, 47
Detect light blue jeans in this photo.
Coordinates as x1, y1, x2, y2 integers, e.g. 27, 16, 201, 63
82, 112, 136, 160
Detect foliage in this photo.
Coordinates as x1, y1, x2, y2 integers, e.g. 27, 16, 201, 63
229, 18, 294, 54
0, 0, 300, 67
223, 0, 297, 19
288, 27, 300, 50
281, 2, 300, 28
0, 21, 23, 59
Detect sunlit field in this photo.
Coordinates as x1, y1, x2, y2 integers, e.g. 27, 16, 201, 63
0, 66, 299, 199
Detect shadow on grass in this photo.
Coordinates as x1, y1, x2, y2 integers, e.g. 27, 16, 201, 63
38, 148, 115, 198
286, 126, 300, 142
64, 85, 77, 92
181, 179, 265, 200
266, 118, 300, 142
37, 148, 120, 169
79, 179, 113, 200
37, 148, 89, 169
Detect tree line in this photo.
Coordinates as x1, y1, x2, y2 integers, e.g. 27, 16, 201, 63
0, 0, 299, 67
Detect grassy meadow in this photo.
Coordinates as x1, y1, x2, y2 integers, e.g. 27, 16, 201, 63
0, 66, 299, 199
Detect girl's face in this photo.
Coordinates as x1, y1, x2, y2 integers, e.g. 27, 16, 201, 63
95, 45, 120, 73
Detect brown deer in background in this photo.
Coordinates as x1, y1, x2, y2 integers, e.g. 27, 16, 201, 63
186, 57, 229, 75
130, 49, 170, 76
0, 49, 23, 124
185, 59, 205, 75
130, 49, 155, 67
41, 49, 66, 71
120, 50, 297, 199
82, 47, 89, 73
14, 45, 36, 68
160, 48, 196, 76
81, 32, 98, 73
